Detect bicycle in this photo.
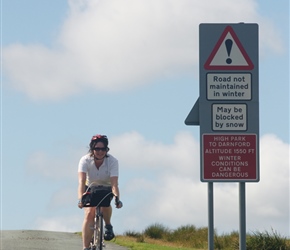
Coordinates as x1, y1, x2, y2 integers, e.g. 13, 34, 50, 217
82, 184, 118, 250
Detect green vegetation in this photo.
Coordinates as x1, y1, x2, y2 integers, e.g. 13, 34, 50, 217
114, 223, 290, 250
246, 229, 290, 250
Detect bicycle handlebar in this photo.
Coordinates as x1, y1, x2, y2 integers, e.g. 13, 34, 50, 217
81, 183, 122, 208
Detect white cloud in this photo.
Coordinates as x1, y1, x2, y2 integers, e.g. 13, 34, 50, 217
33, 215, 82, 232
3, 0, 284, 100
48, 187, 77, 210
246, 134, 290, 235
111, 131, 199, 175
30, 131, 289, 236
113, 132, 290, 236
26, 144, 86, 180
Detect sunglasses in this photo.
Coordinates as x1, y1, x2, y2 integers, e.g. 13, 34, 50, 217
93, 147, 107, 152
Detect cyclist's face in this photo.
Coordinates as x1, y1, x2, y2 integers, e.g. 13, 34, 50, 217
93, 142, 107, 159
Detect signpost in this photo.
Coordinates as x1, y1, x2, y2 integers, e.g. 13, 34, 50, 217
199, 23, 259, 182
185, 23, 259, 250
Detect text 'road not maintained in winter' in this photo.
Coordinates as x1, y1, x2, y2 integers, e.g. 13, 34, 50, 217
207, 73, 252, 100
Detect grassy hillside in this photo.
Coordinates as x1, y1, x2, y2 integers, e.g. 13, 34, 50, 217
114, 223, 290, 250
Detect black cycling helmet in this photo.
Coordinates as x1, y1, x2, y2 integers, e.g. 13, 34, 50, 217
89, 134, 109, 154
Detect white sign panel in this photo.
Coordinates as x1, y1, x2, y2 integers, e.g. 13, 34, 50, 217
212, 104, 247, 131
207, 73, 251, 100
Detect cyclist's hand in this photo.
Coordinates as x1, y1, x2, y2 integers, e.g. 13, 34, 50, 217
78, 200, 83, 209
115, 197, 123, 209
79, 191, 90, 209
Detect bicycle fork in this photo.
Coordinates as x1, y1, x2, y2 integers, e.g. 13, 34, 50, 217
90, 214, 104, 250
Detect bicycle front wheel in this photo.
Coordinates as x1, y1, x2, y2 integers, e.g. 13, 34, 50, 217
96, 215, 104, 250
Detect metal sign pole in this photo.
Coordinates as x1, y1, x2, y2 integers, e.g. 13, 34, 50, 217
208, 182, 214, 250
239, 182, 246, 250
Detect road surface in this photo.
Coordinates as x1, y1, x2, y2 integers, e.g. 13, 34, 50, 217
0, 230, 128, 250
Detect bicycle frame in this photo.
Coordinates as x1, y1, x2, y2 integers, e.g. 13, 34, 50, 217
90, 206, 104, 250
82, 183, 115, 250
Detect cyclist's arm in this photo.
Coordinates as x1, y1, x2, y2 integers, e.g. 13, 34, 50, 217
78, 172, 86, 200
110, 176, 120, 199
111, 176, 123, 208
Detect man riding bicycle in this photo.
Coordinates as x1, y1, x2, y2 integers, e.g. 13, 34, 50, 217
77, 134, 123, 250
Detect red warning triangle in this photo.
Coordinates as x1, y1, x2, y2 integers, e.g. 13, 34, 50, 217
204, 26, 254, 70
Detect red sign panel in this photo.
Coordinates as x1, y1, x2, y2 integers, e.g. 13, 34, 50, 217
202, 134, 258, 181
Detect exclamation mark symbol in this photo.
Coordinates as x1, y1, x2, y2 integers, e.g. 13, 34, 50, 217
225, 39, 233, 64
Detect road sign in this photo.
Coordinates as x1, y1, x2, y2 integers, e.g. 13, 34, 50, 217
199, 23, 259, 182
204, 26, 254, 70
202, 134, 258, 181
184, 23, 259, 249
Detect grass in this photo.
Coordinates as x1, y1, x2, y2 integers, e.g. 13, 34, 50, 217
114, 235, 200, 250
246, 229, 290, 250
112, 224, 290, 250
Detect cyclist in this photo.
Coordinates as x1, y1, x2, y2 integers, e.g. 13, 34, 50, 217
77, 134, 123, 250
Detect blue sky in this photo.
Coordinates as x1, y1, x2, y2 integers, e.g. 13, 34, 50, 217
1, 0, 289, 238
